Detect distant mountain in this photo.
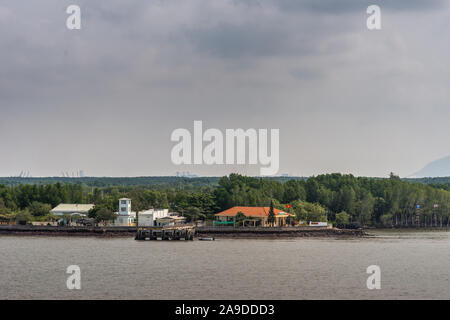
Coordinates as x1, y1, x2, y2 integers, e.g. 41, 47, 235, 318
411, 155, 450, 178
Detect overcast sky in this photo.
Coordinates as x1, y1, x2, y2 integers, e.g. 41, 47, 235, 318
0, 0, 449, 177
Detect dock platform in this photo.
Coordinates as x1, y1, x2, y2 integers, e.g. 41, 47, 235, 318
135, 225, 195, 240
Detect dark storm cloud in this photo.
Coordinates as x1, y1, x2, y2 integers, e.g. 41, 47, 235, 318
275, 0, 445, 13
182, 3, 356, 60
185, 23, 314, 59
180, 0, 448, 62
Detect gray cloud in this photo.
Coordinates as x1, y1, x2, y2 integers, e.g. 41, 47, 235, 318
275, 0, 445, 13
0, 0, 449, 177
186, 23, 293, 59
289, 67, 323, 80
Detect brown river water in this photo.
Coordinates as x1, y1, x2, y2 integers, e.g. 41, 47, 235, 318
1, 229, 449, 299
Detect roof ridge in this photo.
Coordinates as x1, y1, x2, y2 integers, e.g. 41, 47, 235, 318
216, 206, 291, 217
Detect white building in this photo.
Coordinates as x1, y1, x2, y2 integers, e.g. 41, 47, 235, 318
115, 198, 136, 226
51, 204, 94, 217
138, 209, 170, 227
155, 216, 186, 227
114, 198, 170, 227
309, 221, 329, 227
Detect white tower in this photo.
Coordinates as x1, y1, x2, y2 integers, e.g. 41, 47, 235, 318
118, 198, 131, 216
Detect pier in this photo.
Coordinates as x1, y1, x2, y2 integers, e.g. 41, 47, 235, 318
135, 225, 195, 240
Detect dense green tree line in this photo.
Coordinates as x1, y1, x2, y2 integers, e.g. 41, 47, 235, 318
213, 173, 450, 227
2, 175, 449, 188
1, 174, 450, 227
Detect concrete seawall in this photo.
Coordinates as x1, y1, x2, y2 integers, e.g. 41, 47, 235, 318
0, 225, 366, 238
0, 225, 136, 237
196, 226, 366, 238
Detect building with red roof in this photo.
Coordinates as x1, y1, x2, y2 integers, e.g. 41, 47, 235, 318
214, 206, 293, 227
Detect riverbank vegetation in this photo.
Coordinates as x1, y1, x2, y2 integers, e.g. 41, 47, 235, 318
0, 173, 449, 228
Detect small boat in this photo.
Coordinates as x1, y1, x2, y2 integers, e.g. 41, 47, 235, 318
198, 237, 215, 241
